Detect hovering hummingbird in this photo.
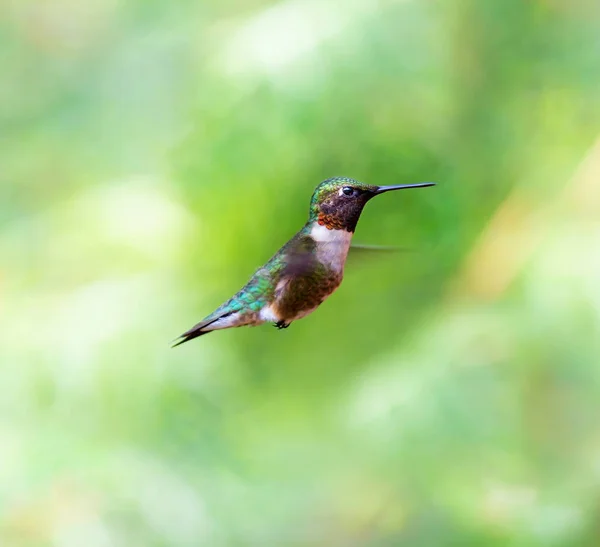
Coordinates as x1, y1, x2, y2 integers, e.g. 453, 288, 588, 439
173, 177, 434, 346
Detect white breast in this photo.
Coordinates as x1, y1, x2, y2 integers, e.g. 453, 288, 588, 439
310, 223, 353, 273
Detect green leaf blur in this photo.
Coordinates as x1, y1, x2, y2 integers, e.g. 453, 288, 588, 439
2, 0, 600, 545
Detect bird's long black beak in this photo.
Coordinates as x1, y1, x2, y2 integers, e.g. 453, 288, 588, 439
374, 182, 436, 194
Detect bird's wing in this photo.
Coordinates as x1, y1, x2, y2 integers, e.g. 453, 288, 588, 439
278, 234, 319, 278
350, 243, 409, 253
346, 243, 413, 267
280, 237, 409, 272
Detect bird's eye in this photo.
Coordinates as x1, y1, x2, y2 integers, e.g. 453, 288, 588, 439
342, 186, 355, 196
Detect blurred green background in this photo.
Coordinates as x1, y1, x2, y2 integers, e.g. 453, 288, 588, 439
3, 0, 600, 545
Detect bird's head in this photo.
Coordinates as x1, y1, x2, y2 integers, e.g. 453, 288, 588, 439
308, 177, 435, 232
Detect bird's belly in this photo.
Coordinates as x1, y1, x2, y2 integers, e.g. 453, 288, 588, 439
273, 273, 342, 322
259, 304, 280, 323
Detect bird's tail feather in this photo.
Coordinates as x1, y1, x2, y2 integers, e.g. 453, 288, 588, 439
172, 312, 232, 347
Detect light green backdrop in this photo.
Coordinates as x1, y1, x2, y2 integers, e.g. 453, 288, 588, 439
2, 0, 600, 545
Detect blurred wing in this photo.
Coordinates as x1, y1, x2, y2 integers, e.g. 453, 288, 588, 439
347, 243, 412, 266
350, 243, 406, 253
279, 235, 319, 277
281, 238, 411, 273
278, 235, 412, 277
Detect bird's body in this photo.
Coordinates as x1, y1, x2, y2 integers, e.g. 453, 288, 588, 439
174, 177, 434, 346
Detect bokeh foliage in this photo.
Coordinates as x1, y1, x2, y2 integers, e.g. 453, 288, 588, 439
2, 0, 600, 545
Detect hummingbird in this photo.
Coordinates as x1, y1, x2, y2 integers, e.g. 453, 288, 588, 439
173, 177, 434, 346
